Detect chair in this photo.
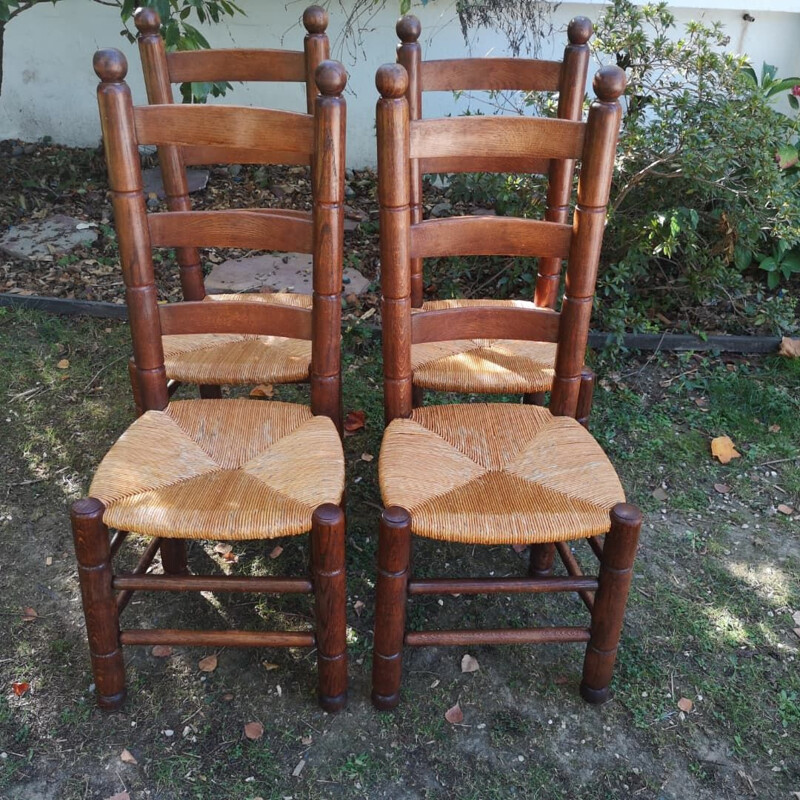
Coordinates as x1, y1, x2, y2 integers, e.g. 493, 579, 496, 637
129, 6, 331, 404
371, 62, 642, 709
395, 14, 593, 404
71, 48, 348, 712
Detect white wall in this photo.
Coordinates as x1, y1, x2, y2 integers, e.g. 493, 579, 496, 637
1, 0, 798, 166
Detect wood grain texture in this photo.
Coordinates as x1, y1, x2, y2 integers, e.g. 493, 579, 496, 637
181, 145, 311, 166
420, 58, 561, 91
158, 301, 312, 339
166, 48, 306, 83
405, 628, 591, 646
120, 629, 316, 648
418, 155, 550, 176
113, 574, 314, 594
408, 576, 598, 595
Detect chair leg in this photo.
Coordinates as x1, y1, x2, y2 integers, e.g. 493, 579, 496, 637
523, 391, 547, 406
528, 542, 556, 577
576, 368, 595, 430
580, 503, 642, 704
311, 504, 348, 712
371, 506, 411, 710
160, 539, 188, 575
70, 498, 126, 711
199, 384, 223, 399
412, 386, 424, 408
127, 358, 143, 418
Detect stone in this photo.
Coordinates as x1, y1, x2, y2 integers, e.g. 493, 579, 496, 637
430, 201, 453, 217
206, 252, 370, 295
141, 166, 209, 200
0, 214, 98, 259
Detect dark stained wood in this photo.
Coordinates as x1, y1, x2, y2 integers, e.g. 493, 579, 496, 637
181, 145, 310, 167
408, 576, 598, 595
159, 538, 188, 576
420, 58, 562, 92
371, 507, 412, 711
166, 48, 306, 83
311, 504, 348, 711
554, 540, 594, 611
115, 536, 162, 614
418, 155, 550, 176
406, 628, 591, 646
157, 301, 312, 339
410, 217, 572, 260
147, 209, 314, 253
588, 535, 604, 560
576, 368, 595, 429
411, 306, 560, 345
109, 529, 129, 558
120, 629, 316, 648
581, 503, 642, 703
528, 543, 556, 578
70, 498, 125, 710
113, 574, 314, 593
303, 5, 330, 113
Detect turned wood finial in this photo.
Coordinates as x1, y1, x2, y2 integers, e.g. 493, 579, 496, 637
396, 14, 421, 43
303, 4, 328, 34
567, 16, 593, 45
93, 48, 128, 83
315, 60, 347, 96
134, 6, 161, 36
376, 63, 408, 99
593, 65, 626, 102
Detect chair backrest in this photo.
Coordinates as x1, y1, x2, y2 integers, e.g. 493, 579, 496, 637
395, 14, 593, 309
93, 49, 347, 427
134, 5, 330, 301
375, 62, 625, 422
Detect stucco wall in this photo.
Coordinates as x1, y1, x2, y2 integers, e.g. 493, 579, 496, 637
1, 0, 799, 166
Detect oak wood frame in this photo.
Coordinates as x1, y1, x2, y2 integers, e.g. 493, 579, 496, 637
372, 62, 642, 709
71, 50, 348, 713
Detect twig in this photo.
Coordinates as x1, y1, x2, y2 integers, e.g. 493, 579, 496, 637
83, 354, 127, 392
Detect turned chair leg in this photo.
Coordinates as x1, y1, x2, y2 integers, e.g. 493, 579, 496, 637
199, 384, 223, 400
523, 391, 547, 406
127, 358, 143, 418
371, 507, 412, 710
71, 498, 126, 711
580, 502, 642, 704
528, 542, 556, 577
412, 386, 425, 408
160, 539, 188, 575
576, 368, 595, 430
312, 504, 348, 712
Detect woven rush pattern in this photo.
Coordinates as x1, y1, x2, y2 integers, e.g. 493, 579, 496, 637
162, 292, 313, 385
90, 399, 344, 540
379, 403, 624, 545
412, 299, 556, 394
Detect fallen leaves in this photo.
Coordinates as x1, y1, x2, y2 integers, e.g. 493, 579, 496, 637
105, 793, 130, 800
713, 483, 731, 494
677, 697, 694, 713
777, 504, 794, 516
711, 436, 741, 464
269, 545, 283, 560
360, 452, 374, 462
151, 645, 173, 658
21, 607, 38, 622
651, 487, 668, 502
119, 748, 137, 765
344, 409, 366, 434
444, 703, 464, 724
56, 358, 70, 369
244, 721, 264, 740
353, 599, 365, 617
249, 384, 274, 398
12, 682, 30, 697
262, 661, 279, 671
198, 654, 218, 673
460, 654, 480, 673
778, 337, 800, 358
213, 543, 232, 556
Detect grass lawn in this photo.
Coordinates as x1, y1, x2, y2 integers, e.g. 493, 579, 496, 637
0, 307, 798, 799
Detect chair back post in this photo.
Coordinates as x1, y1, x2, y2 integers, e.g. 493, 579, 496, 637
134, 7, 205, 302
550, 65, 625, 418
396, 15, 424, 307
376, 64, 413, 424
94, 49, 169, 412
303, 6, 330, 114
535, 16, 593, 309
310, 61, 347, 431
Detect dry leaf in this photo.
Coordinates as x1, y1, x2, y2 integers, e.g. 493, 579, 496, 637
343, 409, 366, 434
553, 675, 569, 686
222, 692, 235, 701
269, 545, 283, 560
21, 607, 38, 622
711, 436, 741, 464
778, 337, 800, 358
301, 735, 313, 745
120, 748, 137, 765
353, 600, 365, 617
652, 487, 668, 502
461, 654, 480, 673
777, 504, 794, 516
223, 551, 238, 563
12, 681, 30, 697
45, 556, 53, 566
445, 703, 464, 724
213, 543, 232, 555
105, 793, 131, 800
713, 483, 731, 494
250, 384, 274, 398
198, 654, 218, 673
360, 452, 374, 462
511, 544, 527, 554
56, 358, 70, 369
244, 721, 264, 740
768, 424, 781, 433
262, 661, 279, 671
151, 645, 173, 658
677, 697, 694, 713
292, 758, 306, 777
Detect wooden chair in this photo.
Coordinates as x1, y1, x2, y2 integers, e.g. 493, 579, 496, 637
129, 6, 331, 404
71, 49, 348, 712
371, 62, 642, 709
395, 14, 593, 404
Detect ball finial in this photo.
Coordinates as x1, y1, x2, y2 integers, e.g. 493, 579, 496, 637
93, 49, 128, 83
593, 65, 626, 102
134, 6, 161, 36
567, 16, 593, 45
376, 63, 408, 99
396, 14, 421, 43
315, 60, 347, 96
303, 5, 328, 35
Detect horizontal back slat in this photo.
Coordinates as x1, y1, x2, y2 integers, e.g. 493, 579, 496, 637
421, 58, 562, 92
419, 155, 550, 176
134, 105, 314, 155
159, 300, 312, 340
182, 145, 311, 167
410, 117, 584, 163
411, 306, 560, 345
410, 217, 572, 260
148, 210, 314, 253
166, 49, 306, 84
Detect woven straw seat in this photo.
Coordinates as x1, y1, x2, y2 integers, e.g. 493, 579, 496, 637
162, 293, 313, 385
90, 399, 344, 540
412, 300, 556, 394
380, 403, 624, 545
